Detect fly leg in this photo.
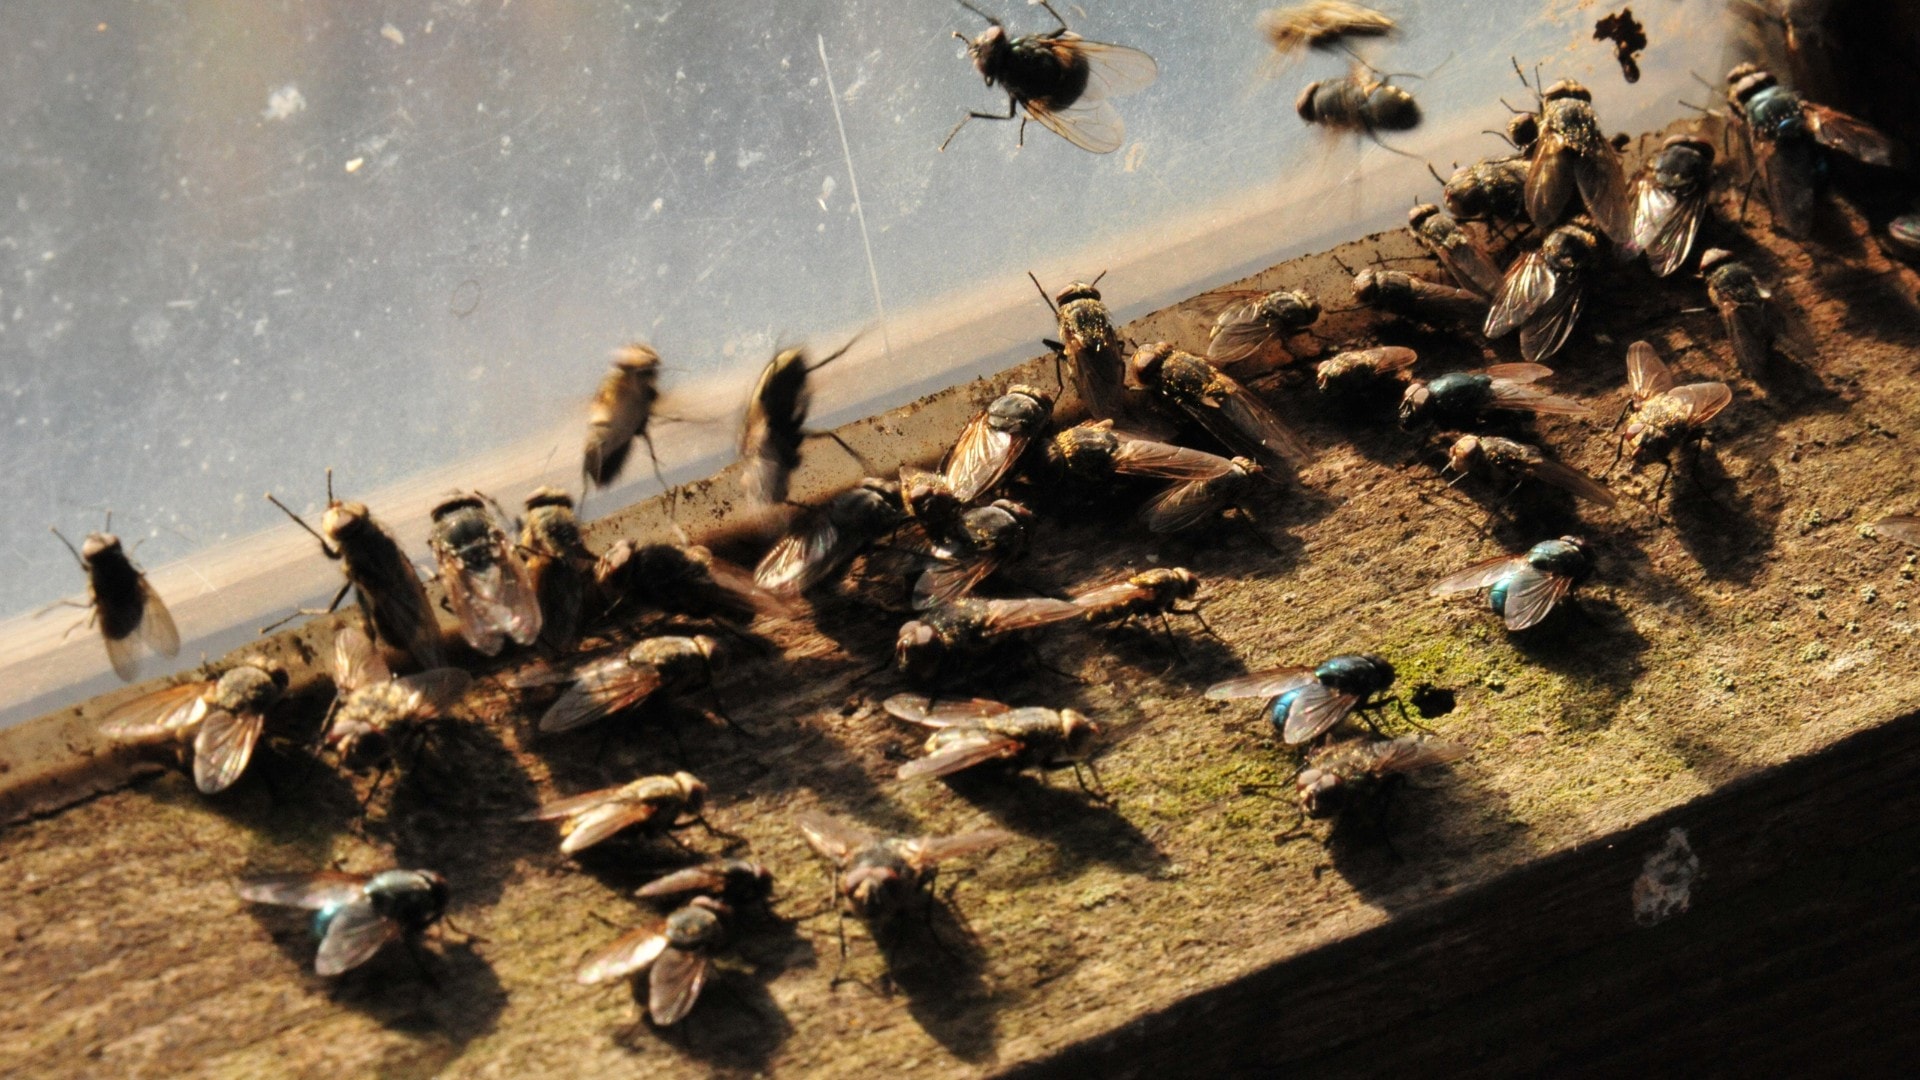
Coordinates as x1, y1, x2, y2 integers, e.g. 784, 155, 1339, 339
940, 95, 1018, 152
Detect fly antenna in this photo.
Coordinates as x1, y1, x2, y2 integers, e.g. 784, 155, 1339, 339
265, 492, 333, 549
1027, 271, 1060, 317
954, 0, 1001, 28
49, 526, 84, 567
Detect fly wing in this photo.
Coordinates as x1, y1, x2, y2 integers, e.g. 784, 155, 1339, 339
1528, 457, 1618, 507
538, 657, 664, 733
1878, 515, 1920, 547
1024, 95, 1127, 155
1139, 477, 1231, 534
576, 926, 669, 985
1201, 370, 1312, 467
1429, 556, 1522, 597
100, 682, 207, 741
882, 693, 1012, 728
754, 516, 849, 597
332, 625, 390, 694
137, 578, 180, 659
1489, 379, 1592, 416
1070, 580, 1144, 614
1367, 736, 1470, 776
1633, 181, 1706, 278
192, 709, 264, 794
237, 871, 368, 911
1481, 362, 1555, 383
1625, 341, 1674, 399
907, 829, 1015, 870
1204, 667, 1317, 701
943, 415, 1022, 504
1667, 382, 1734, 426
1278, 681, 1361, 745
980, 597, 1084, 632
1719, 298, 1772, 377
1758, 138, 1818, 238
519, 784, 624, 823
706, 552, 801, 617
636, 866, 732, 900
1498, 564, 1575, 631
649, 946, 711, 1026
1515, 281, 1584, 364
1206, 304, 1282, 366
1434, 236, 1504, 297
1575, 141, 1632, 243
1525, 140, 1577, 228
899, 731, 1025, 779
796, 811, 875, 865
391, 669, 473, 719
314, 898, 402, 976
560, 799, 664, 854
437, 540, 541, 656
1484, 250, 1554, 339
104, 631, 143, 683
1073, 39, 1160, 99
1804, 103, 1895, 167
1111, 437, 1238, 480
911, 555, 997, 611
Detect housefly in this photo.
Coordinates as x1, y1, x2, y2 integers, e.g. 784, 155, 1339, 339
1399, 364, 1590, 428
1626, 135, 1716, 277
1032, 276, 1143, 429
1699, 248, 1783, 378
755, 478, 906, 597
1071, 567, 1202, 628
525, 634, 719, 735
596, 541, 790, 624
1430, 535, 1595, 630
1206, 653, 1398, 745
1726, 63, 1895, 237
1447, 434, 1616, 507
636, 859, 775, 908
1315, 346, 1420, 398
1351, 268, 1488, 327
324, 626, 472, 765
1297, 735, 1467, 818
99, 658, 287, 794
427, 493, 542, 657
266, 470, 445, 670
883, 693, 1100, 784
1140, 456, 1262, 534
796, 811, 1012, 920
1485, 220, 1603, 363
1046, 420, 1240, 485
520, 487, 597, 651
942, 0, 1158, 155
1408, 204, 1502, 296
50, 524, 179, 682
1524, 79, 1629, 241
1204, 288, 1322, 366
943, 385, 1054, 503
237, 867, 448, 977
1441, 154, 1530, 225
1130, 342, 1311, 471
575, 896, 730, 1026
895, 596, 1084, 683
1297, 63, 1422, 144
911, 499, 1034, 610
1258, 3, 1396, 69
1620, 340, 1732, 496
582, 343, 664, 492
739, 340, 864, 506
519, 770, 709, 855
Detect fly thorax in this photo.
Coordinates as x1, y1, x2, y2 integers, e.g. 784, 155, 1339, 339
1317, 653, 1392, 696
214, 665, 283, 712
1161, 352, 1217, 403
341, 681, 416, 734
1062, 300, 1116, 352
846, 846, 916, 916
1527, 537, 1591, 579
988, 390, 1049, 434
665, 903, 723, 950
366, 869, 447, 930
1745, 85, 1802, 139
1429, 372, 1493, 413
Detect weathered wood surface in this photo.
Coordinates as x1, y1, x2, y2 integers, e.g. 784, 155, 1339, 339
4, 150, 1920, 1078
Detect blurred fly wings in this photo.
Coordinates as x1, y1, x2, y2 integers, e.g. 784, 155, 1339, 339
796, 811, 877, 866
648, 945, 711, 1025
1204, 667, 1317, 701
314, 899, 401, 976
99, 682, 207, 741
882, 693, 1012, 727
576, 926, 670, 985
904, 828, 1015, 870
1430, 555, 1522, 597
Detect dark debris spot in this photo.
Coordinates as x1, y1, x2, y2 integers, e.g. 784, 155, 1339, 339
1594, 8, 1647, 84
1409, 683, 1456, 719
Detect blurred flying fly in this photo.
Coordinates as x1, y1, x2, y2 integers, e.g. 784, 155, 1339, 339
519, 770, 710, 855
796, 811, 1012, 921
1446, 434, 1616, 507
739, 340, 867, 506
237, 867, 448, 977
266, 470, 445, 670
1207, 653, 1398, 745
575, 896, 729, 1026
99, 658, 287, 794
943, 0, 1158, 155
581, 343, 665, 493
1130, 342, 1311, 471
942, 384, 1054, 503
428, 493, 542, 656
1258, 3, 1396, 69
1430, 535, 1595, 630
50, 522, 179, 682
1626, 135, 1715, 277
883, 693, 1101, 785
520, 487, 596, 651
1296, 63, 1423, 149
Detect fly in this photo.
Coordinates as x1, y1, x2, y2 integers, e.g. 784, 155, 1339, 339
1523, 78, 1630, 241
1297, 735, 1467, 818
1408, 204, 1502, 296
755, 478, 907, 597
519, 770, 711, 855
520, 487, 597, 651
1618, 339, 1733, 500
582, 343, 665, 493
895, 595, 1084, 684
739, 340, 868, 507
942, 384, 1054, 503
1207, 653, 1399, 745
1258, 3, 1396, 70
942, 1, 1158, 155
1484, 220, 1603, 363
911, 499, 1035, 610
1626, 135, 1715, 277
1446, 434, 1616, 507
1699, 248, 1784, 379
1203, 288, 1323, 366
1430, 535, 1595, 630
237, 868, 449, 977
1315, 346, 1420, 398
1399, 363, 1590, 428
1130, 342, 1311, 471
1045, 420, 1240, 486
49, 522, 179, 682
883, 693, 1101, 786
99, 658, 287, 794
1351, 267, 1488, 327
427, 493, 543, 657
596, 541, 792, 624
1139, 456, 1262, 534
575, 896, 730, 1026
1297, 62, 1423, 149
519, 634, 720, 736
1726, 63, 1895, 237
324, 625, 473, 766
796, 811, 1012, 921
